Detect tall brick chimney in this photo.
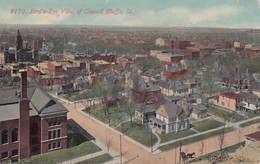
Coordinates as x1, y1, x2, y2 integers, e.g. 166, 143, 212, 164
19, 70, 30, 159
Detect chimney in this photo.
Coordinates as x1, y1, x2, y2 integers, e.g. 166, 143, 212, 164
20, 69, 27, 98
19, 69, 30, 159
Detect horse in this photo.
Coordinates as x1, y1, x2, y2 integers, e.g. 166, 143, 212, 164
186, 152, 195, 158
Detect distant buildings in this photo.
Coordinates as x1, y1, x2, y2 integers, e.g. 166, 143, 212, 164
0, 70, 68, 162
0, 30, 39, 64
150, 50, 184, 63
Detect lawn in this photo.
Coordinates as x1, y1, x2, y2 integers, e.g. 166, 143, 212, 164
244, 110, 260, 118
76, 154, 113, 164
16, 141, 101, 164
159, 127, 234, 151
116, 121, 158, 147
83, 104, 130, 127
239, 118, 260, 127
192, 119, 225, 132
159, 129, 197, 143
208, 108, 245, 123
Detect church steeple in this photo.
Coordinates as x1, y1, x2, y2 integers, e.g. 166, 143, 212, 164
16, 29, 23, 50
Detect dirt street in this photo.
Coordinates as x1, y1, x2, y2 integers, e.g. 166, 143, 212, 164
62, 101, 259, 164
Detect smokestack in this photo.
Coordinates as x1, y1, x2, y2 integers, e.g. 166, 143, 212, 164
20, 69, 27, 98
19, 69, 30, 159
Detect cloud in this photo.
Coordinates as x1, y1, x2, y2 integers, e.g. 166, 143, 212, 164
87, 5, 242, 27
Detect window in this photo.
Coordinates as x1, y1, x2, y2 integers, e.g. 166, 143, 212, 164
1, 130, 8, 144
48, 119, 52, 127
11, 149, 18, 157
57, 117, 61, 125
1, 152, 8, 159
57, 129, 61, 138
12, 128, 18, 142
57, 141, 61, 148
52, 142, 56, 149
48, 131, 52, 140
48, 143, 52, 150
53, 118, 57, 126
53, 131, 56, 139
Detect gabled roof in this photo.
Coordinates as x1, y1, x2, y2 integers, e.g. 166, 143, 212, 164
30, 88, 67, 116
0, 87, 67, 121
156, 102, 185, 118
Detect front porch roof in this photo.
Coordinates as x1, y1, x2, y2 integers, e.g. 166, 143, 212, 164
149, 117, 166, 125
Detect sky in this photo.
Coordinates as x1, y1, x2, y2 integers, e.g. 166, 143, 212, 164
0, 0, 259, 28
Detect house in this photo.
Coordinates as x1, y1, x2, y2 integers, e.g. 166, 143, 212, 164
0, 70, 68, 162
213, 92, 243, 111
172, 84, 189, 97
163, 66, 188, 79
239, 92, 260, 112
244, 131, 260, 145
184, 78, 201, 94
250, 81, 260, 97
218, 71, 254, 91
149, 102, 189, 134
132, 82, 163, 104
191, 104, 208, 120
135, 103, 160, 124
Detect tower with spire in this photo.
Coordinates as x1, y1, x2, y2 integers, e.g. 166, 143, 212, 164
16, 30, 23, 50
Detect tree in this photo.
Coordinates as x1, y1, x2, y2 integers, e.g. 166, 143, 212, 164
105, 133, 113, 153
125, 102, 137, 125
200, 139, 205, 156
217, 115, 227, 157
133, 57, 161, 71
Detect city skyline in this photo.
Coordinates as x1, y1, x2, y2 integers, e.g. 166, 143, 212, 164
0, 0, 259, 28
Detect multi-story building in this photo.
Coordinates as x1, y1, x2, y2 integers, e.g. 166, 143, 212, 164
213, 92, 243, 111
0, 70, 68, 162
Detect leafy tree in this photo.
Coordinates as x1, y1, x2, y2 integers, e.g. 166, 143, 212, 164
133, 57, 161, 71
124, 102, 137, 125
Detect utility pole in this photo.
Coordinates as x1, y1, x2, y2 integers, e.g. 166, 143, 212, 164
120, 134, 122, 164
179, 141, 182, 163
150, 129, 153, 152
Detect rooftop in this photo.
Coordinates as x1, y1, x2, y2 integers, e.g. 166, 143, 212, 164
220, 92, 243, 99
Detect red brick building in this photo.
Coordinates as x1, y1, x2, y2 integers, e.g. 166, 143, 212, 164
132, 82, 163, 104
47, 61, 63, 76
171, 40, 191, 50
0, 70, 68, 162
37, 75, 70, 86
163, 69, 188, 79
26, 66, 41, 79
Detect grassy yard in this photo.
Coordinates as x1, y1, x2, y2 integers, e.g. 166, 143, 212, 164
192, 119, 225, 132
83, 104, 130, 127
244, 110, 260, 118
76, 154, 113, 164
239, 118, 260, 127
159, 127, 234, 151
208, 108, 245, 123
159, 129, 197, 143
16, 141, 101, 164
116, 121, 158, 147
